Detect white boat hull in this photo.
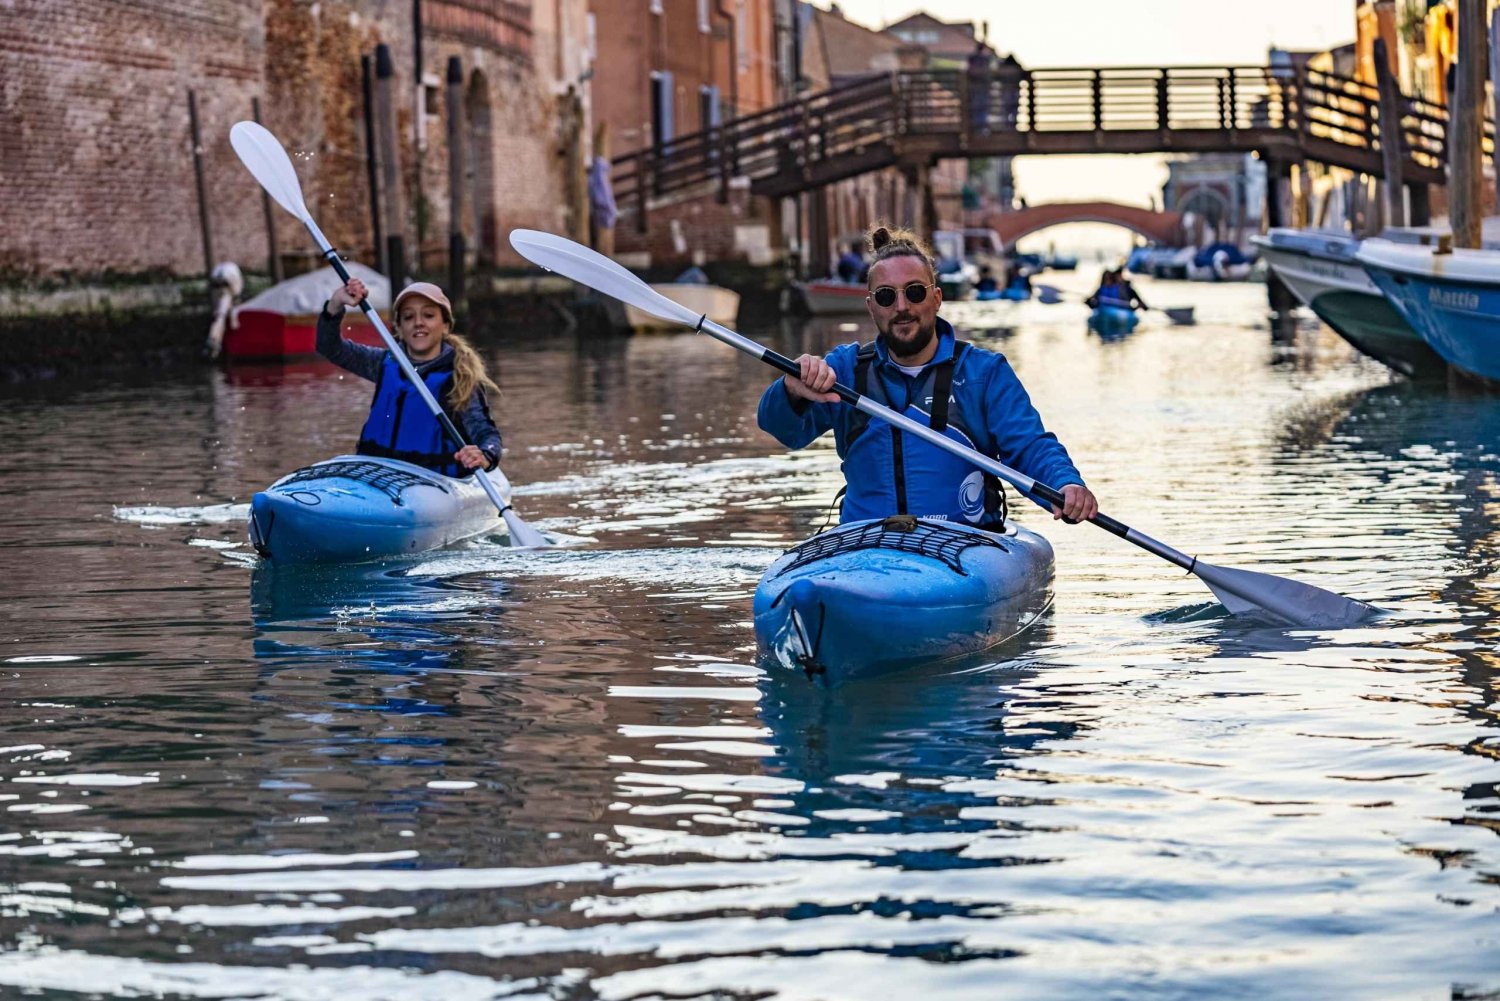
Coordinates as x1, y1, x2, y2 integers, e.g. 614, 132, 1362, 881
625, 284, 740, 330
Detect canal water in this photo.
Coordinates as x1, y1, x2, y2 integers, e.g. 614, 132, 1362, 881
1, 276, 1496, 999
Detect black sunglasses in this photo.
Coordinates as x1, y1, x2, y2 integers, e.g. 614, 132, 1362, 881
869, 282, 936, 308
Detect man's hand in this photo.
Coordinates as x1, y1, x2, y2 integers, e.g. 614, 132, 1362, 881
781, 354, 841, 404
1051, 483, 1098, 523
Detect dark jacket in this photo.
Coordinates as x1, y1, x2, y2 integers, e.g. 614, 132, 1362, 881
315, 308, 503, 469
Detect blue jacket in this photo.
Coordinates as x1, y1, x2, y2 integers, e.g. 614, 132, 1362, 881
757, 319, 1084, 522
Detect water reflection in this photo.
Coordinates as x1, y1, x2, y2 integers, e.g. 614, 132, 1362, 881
2, 283, 1498, 998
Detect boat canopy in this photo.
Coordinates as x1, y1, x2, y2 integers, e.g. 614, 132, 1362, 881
235, 262, 392, 317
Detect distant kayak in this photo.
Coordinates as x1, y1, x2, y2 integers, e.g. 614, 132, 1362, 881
975, 287, 1003, 301
249, 456, 501, 565
1000, 285, 1032, 301
1088, 303, 1139, 336
753, 516, 1054, 686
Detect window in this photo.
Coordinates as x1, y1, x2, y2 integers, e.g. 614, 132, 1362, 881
651, 71, 675, 149
699, 84, 721, 131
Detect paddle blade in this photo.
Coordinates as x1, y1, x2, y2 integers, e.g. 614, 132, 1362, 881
1193, 561, 1377, 628
1035, 283, 1064, 304
1162, 306, 1196, 325
480, 466, 549, 547
230, 121, 311, 222
508, 229, 702, 328
502, 508, 549, 548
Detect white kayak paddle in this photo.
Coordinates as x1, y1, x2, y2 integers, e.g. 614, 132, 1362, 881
230, 121, 548, 548
508, 228, 1378, 628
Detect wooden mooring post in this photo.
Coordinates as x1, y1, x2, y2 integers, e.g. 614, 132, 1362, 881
187, 90, 214, 279
1264, 157, 1299, 329
361, 54, 386, 277
251, 97, 284, 282
1373, 38, 1406, 228
375, 44, 407, 283
445, 56, 466, 305
1450, 0, 1486, 248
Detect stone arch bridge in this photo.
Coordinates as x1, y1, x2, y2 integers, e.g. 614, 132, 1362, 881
984, 202, 1183, 247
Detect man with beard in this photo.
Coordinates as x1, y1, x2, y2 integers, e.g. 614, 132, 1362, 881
758, 224, 1097, 529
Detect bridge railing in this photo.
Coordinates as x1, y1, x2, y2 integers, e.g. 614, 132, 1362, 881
613, 64, 1480, 227
897, 66, 1296, 137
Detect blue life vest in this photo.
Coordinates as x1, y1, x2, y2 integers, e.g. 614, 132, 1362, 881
1097, 282, 1129, 306
356, 352, 467, 478
842, 339, 1005, 525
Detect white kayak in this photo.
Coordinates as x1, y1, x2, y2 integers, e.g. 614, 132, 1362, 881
248, 455, 503, 565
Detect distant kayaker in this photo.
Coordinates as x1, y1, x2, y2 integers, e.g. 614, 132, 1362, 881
1085, 269, 1148, 310
319, 277, 502, 478
975, 265, 1000, 296
759, 223, 1098, 527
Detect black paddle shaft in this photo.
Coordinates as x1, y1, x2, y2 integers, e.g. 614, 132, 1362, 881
321, 248, 472, 455
758, 345, 1133, 538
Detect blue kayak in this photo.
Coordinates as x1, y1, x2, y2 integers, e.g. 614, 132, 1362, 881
249, 455, 502, 565
753, 516, 1055, 686
1088, 303, 1139, 336
1000, 285, 1031, 301
975, 287, 1003, 301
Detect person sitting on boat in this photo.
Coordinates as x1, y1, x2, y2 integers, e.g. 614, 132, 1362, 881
319, 277, 502, 479
975, 265, 1000, 295
1003, 266, 1032, 295
758, 223, 1098, 528
1085, 268, 1148, 310
834, 241, 868, 284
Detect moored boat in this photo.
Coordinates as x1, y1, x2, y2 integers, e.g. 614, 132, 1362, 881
625, 283, 739, 331
1251, 229, 1443, 378
790, 279, 869, 315
1186, 242, 1253, 281
225, 263, 391, 360
249, 455, 502, 565
1356, 241, 1500, 385
753, 516, 1054, 686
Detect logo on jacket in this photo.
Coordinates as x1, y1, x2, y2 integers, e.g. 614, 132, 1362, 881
958, 470, 986, 521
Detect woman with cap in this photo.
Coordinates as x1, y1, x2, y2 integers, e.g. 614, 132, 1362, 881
317, 277, 502, 478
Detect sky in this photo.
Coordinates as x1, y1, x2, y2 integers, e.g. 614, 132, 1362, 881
821, 0, 1361, 252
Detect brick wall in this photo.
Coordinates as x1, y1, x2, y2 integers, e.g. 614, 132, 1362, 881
1, 0, 576, 279
614, 184, 780, 267
0, 0, 267, 278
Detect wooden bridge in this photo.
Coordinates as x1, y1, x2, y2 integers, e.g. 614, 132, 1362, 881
614, 64, 1488, 230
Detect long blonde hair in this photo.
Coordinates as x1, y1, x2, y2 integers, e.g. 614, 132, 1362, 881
443, 331, 499, 412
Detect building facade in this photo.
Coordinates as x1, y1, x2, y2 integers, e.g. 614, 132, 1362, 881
1, 0, 591, 279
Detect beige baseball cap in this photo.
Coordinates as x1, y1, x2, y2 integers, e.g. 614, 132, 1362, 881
391, 281, 453, 322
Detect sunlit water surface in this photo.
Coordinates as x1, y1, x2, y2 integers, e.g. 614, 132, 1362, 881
1, 276, 1497, 999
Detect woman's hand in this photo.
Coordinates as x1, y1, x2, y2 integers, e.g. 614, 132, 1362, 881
325, 277, 369, 315
454, 444, 490, 470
